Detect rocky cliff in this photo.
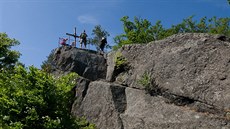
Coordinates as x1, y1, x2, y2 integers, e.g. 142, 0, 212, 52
52, 47, 107, 80
52, 33, 230, 129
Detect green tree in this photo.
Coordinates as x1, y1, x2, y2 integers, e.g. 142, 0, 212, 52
113, 16, 230, 50
150, 20, 166, 40
0, 33, 96, 129
208, 16, 230, 36
0, 33, 21, 70
114, 16, 153, 49
41, 49, 56, 73
0, 66, 95, 129
89, 25, 111, 50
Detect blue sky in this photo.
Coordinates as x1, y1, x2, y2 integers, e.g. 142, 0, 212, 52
0, 0, 230, 68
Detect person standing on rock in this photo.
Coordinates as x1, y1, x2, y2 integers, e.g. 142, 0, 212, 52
99, 37, 107, 52
59, 38, 68, 46
80, 30, 88, 48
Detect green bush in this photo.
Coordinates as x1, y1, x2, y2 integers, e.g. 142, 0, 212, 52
114, 51, 127, 70
0, 66, 95, 129
41, 49, 56, 73
137, 72, 152, 93
137, 72, 151, 88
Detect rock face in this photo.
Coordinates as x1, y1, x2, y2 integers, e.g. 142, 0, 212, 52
54, 33, 230, 129
72, 81, 126, 129
52, 46, 107, 80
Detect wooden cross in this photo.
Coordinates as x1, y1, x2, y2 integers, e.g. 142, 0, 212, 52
66, 27, 79, 44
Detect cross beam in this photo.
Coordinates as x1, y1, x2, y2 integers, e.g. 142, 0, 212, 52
66, 27, 79, 44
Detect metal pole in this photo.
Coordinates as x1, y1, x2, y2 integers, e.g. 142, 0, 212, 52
74, 27, 77, 44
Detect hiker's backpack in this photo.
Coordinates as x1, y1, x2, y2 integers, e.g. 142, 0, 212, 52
81, 33, 87, 39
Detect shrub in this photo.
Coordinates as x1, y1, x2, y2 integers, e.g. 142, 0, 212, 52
114, 51, 127, 70
0, 66, 95, 129
138, 72, 152, 92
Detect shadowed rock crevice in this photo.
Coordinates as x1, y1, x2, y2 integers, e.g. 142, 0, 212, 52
110, 86, 127, 113
162, 92, 224, 116
79, 78, 90, 99
72, 81, 127, 129
145, 79, 225, 116
215, 35, 230, 42
71, 77, 91, 115
118, 117, 125, 129
162, 92, 195, 106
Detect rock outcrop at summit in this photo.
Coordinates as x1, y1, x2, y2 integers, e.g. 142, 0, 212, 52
53, 33, 230, 129
52, 47, 107, 80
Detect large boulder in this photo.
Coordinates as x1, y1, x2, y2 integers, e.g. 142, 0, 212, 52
107, 33, 230, 112
52, 46, 107, 80
72, 81, 126, 129
72, 81, 230, 129
69, 33, 230, 129
122, 87, 230, 129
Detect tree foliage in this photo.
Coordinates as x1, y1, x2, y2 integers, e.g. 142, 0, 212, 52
0, 66, 95, 129
113, 16, 230, 50
88, 25, 111, 50
0, 33, 95, 128
0, 33, 21, 70
41, 49, 56, 73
